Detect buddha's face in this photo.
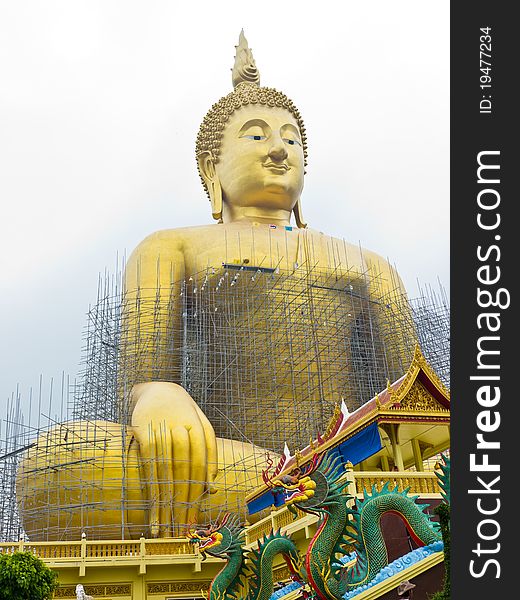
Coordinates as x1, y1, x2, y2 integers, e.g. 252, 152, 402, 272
215, 104, 305, 215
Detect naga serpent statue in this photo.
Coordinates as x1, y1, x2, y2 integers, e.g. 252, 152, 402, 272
189, 451, 448, 600
188, 512, 305, 600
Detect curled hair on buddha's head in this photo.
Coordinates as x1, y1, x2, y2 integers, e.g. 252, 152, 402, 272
195, 30, 308, 227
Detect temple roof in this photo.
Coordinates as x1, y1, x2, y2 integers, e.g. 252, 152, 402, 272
329, 343, 450, 439
246, 345, 450, 503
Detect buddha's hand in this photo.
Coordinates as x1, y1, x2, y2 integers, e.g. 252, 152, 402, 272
130, 382, 218, 537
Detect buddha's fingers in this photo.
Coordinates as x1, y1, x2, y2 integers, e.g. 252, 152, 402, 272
187, 425, 208, 525
194, 404, 218, 483
171, 426, 191, 531
155, 422, 175, 536
138, 427, 160, 538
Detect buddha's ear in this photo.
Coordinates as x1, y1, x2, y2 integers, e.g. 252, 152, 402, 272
293, 198, 308, 229
198, 151, 223, 222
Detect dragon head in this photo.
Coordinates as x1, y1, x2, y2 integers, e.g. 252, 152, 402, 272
187, 513, 244, 559
262, 405, 352, 513
274, 470, 317, 506
263, 451, 336, 513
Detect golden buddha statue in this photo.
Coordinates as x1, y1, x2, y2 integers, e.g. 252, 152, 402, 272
16, 32, 413, 541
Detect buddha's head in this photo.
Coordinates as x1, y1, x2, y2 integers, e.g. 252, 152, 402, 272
196, 31, 308, 227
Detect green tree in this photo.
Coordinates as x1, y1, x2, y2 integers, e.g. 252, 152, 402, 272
0, 551, 58, 600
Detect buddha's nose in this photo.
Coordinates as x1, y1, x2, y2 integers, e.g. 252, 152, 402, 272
268, 136, 288, 162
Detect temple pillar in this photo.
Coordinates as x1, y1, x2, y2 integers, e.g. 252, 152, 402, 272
383, 424, 404, 471
411, 438, 424, 471
380, 454, 390, 471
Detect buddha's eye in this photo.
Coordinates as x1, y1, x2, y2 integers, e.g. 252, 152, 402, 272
283, 138, 302, 147
242, 134, 267, 141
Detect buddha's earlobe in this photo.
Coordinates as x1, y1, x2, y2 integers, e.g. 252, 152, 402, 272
209, 179, 223, 222
293, 198, 308, 229
198, 151, 223, 222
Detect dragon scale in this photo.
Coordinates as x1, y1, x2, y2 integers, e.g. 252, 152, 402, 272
301, 482, 442, 599
209, 548, 246, 600
347, 486, 441, 587
246, 532, 304, 600
284, 453, 442, 599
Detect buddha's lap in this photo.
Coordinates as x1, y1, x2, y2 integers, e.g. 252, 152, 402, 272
16, 420, 268, 538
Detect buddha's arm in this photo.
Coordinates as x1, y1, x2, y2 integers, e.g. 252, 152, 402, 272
361, 248, 408, 296
361, 248, 417, 374
122, 231, 186, 402
122, 232, 218, 536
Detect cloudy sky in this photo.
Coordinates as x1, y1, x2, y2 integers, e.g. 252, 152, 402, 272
0, 1, 449, 413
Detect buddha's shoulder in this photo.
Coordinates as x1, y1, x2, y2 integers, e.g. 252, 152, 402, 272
130, 224, 221, 254
304, 228, 389, 266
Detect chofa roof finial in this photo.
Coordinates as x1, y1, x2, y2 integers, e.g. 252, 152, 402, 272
232, 29, 260, 88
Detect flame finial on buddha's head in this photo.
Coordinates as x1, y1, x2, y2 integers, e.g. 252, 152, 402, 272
232, 30, 260, 88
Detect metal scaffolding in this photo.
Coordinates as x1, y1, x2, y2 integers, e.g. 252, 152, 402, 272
1, 246, 450, 542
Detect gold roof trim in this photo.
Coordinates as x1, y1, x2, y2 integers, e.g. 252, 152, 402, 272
390, 344, 450, 406
386, 380, 450, 414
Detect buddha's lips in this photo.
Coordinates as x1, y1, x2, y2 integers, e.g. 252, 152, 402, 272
263, 162, 290, 172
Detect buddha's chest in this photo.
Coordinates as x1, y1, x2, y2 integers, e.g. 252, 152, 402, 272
181, 265, 374, 353
182, 227, 363, 275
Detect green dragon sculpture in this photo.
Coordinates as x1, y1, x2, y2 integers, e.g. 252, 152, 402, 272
189, 450, 447, 600
436, 453, 451, 505
188, 513, 305, 600
270, 451, 441, 600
